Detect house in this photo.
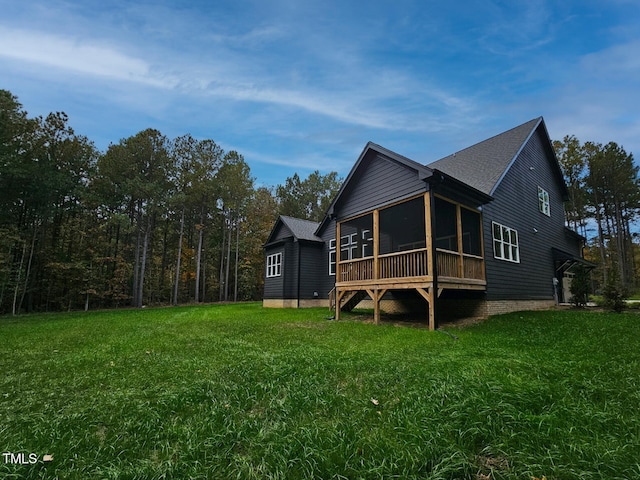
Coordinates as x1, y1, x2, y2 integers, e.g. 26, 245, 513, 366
263, 117, 589, 329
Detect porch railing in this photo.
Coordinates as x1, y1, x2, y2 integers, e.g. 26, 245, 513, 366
436, 249, 484, 280
338, 248, 484, 283
339, 257, 374, 283
379, 249, 429, 278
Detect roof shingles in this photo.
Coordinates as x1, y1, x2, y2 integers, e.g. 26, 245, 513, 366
279, 216, 322, 242
427, 117, 542, 195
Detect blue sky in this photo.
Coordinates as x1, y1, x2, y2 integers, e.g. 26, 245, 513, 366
2, 0, 639, 187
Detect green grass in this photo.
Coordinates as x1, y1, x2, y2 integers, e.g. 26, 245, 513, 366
1, 304, 639, 479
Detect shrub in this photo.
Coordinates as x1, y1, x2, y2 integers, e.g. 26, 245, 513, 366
603, 267, 627, 313
569, 264, 591, 307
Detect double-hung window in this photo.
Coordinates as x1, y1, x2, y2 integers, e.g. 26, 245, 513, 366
538, 187, 550, 216
266, 252, 282, 277
492, 222, 520, 263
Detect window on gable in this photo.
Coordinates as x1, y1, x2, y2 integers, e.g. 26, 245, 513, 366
538, 186, 550, 216
266, 252, 282, 278
492, 222, 520, 263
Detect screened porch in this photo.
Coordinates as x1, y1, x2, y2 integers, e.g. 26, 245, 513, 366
335, 193, 485, 288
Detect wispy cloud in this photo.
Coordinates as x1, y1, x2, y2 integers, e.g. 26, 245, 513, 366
2, 0, 638, 186
0, 26, 178, 88
0, 21, 474, 136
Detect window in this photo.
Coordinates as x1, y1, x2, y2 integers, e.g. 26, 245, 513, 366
340, 233, 358, 261
538, 186, 550, 216
266, 252, 282, 277
328, 239, 336, 276
361, 229, 373, 257
492, 222, 519, 263
340, 214, 374, 260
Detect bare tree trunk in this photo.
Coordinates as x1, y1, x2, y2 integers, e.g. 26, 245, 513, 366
137, 215, 152, 308
132, 207, 143, 307
219, 215, 226, 302
12, 241, 27, 316
18, 225, 38, 313
173, 207, 185, 305
234, 218, 240, 302
623, 211, 636, 289
614, 202, 627, 285
201, 249, 206, 302
592, 191, 608, 286
195, 212, 204, 303
225, 216, 232, 302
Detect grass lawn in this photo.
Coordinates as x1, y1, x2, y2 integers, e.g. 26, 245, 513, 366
1, 304, 639, 479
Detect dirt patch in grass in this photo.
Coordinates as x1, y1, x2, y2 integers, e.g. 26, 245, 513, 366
474, 455, 510, 479
279, 321, 331, 329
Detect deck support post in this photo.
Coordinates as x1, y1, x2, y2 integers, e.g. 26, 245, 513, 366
335, 289, 346, 320
366, 288, 387, 325
416, 287, 436, 331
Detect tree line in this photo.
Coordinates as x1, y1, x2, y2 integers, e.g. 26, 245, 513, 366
0, 90, 340, 314
554, 136, 639, 294
3, 88, 638, 313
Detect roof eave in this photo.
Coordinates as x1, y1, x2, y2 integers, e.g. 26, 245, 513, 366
431, 169, 494, 205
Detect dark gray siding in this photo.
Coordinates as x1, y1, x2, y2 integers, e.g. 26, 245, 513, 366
282, 241, 298, 299
298, 242, 326, 299
336, 152, 426, 220
316, 218, 337, 299
482, 128, 582, 300
271, 223, 293, 242
263, 243, 286, 299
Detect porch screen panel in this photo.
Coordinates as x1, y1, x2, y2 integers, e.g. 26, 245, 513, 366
378, 196, 426, 255
461, 208, 482, 256
434, 197, 458, 251
340, 214, 373, 260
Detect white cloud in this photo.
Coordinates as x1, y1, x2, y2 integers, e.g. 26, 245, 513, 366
0, 24, 475, 136
0, 26, 177, 88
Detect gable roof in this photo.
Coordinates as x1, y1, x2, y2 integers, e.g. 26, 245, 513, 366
316, 140, 498, 235
427, 117, 543, 196
323, 142, 433, 217
280, 216, 322, 242
264, 215, 322, 247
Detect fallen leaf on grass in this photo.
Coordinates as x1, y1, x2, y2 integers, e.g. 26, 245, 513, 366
370, 398, 379, 406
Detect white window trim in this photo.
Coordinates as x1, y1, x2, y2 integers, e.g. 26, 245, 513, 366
361, 229, 373, 257
340, 233, 358, 261
538, 186, 550, 216
492, 222, 520, 263
266, 252, 282, 278
328, 239, 336, 276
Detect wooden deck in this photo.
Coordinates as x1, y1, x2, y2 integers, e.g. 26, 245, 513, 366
335, 248, 486, 330
334, 191, 486, 330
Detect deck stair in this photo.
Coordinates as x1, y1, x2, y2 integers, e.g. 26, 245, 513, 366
339, 290, 368, 312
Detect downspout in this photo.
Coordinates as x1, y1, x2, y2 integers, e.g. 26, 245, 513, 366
296, 240, 301, 308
